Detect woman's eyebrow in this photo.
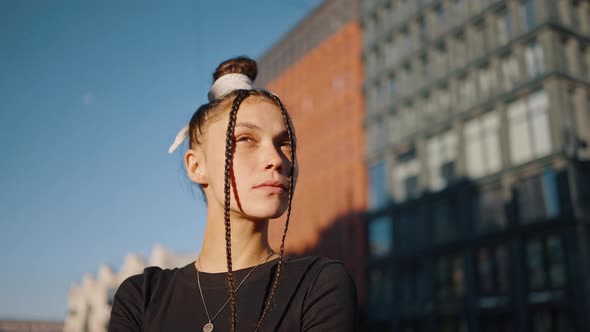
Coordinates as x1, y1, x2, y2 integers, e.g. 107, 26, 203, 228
235, 122, 261, 130
236, 122, 289, 139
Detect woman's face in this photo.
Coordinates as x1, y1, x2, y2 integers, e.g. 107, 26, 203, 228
200, 98, 296, 220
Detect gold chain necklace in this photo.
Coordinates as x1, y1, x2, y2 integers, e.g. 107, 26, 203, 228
196, 252, 274, 332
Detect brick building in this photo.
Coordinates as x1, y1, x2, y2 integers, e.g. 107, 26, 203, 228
257, 0, 368, 304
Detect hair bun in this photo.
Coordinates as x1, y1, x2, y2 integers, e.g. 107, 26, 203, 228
213, 56, 258, 82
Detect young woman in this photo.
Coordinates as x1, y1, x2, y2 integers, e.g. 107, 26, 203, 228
108, 56, 358, 332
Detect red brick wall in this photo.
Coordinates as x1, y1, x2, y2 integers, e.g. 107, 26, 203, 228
265, 21, 367, 304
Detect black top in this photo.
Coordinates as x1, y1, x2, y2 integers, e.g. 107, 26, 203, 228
108, 256, 358, 332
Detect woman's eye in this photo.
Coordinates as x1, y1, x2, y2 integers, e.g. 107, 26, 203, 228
236, 136, 254, 143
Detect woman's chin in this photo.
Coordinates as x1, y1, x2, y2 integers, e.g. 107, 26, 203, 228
243, 205, 288, 221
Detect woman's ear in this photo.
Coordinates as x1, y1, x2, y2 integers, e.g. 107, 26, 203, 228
185, 147, 208, 185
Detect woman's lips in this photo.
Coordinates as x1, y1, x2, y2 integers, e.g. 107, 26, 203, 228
254, 180, 287, 193
255, 185, 286, 194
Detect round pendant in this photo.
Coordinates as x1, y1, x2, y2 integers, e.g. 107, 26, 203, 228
203, 322, 214, 332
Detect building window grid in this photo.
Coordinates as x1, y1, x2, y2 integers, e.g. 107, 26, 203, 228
366, 0, 535, 95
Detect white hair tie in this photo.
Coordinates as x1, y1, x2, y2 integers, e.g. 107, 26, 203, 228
168, 73, 254, 154
207, 73, 253, 101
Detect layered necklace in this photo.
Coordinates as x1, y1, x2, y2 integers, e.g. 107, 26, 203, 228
196, 252, 274, 332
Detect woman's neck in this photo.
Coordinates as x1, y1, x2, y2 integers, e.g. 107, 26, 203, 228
196, 209, 277, 273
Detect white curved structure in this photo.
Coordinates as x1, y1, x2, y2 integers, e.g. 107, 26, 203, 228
63, 245, 195, 332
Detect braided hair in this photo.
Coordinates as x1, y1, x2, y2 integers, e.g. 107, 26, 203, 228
187, 57, 297, 332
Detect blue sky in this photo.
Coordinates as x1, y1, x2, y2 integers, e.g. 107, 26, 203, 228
0, 0, 320, 321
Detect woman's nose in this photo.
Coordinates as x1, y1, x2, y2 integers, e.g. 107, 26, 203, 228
263, 145, 284, 171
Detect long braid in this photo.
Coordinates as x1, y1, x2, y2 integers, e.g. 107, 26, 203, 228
224, 89, 250, 332
254, 91, 297, 332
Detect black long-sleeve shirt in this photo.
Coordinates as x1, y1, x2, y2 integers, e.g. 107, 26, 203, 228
108, 256, 358, 332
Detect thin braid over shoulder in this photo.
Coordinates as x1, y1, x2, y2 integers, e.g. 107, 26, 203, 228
224, 89, 250, 332
254, 90, 297, 332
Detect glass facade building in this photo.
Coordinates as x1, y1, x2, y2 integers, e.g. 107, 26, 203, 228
361, 0, 590, 331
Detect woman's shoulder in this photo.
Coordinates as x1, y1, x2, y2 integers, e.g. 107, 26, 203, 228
284, 256, 356, 291
114, 263, 193, 309
286, 256, 351, 275
285, 256, 359, 331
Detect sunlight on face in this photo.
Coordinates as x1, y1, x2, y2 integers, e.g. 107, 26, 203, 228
202, 98, 296, 221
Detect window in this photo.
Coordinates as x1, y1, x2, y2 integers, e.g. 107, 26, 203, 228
418, 16, 429, 41
436, 254, 465, 303
368, 266, 393, 320
515, 169, 562, 223
367, 49, 377, 77
478, 64, 497, 98
452, 0, 465, 14
374, 81, 383, 107
369, 216, 392, 257
402, 104, 417, 134
386, 38, 398, 67
369, 160, 388, 209
579, 44, 588, 79
436, 4, 447, 28
427, 130, 458, 191
392, 148, 420, 202
508, 90, 552, 165
398, 208, 426, 253
530, 309, 574, 332
424, 94, 436, 119
438, 86, 452, 112
389, 76, 397, 97
440, 316, 469, 332
401, 30, 414, 56
477, 185, 507, 231
458, 75, 475, 110
390, 1, 396, 27
501, 52, 520, 90
527, 239, 545, 289
520, 0, 535, 31
401, 64, 413, 96
435, 43, 447, 77
451, 33, 466, 69
433, 198, 456, 243
526, 235, 567, 291
473, 21, 487, 57
421, 55, 430, 79
546, 235, 567, 287
388, 113, 402, 143
525, 40, 545, 78
465, 111, 501, 178
497, 8, 513, 44
399, 263, 428, 304
477, 245, 510, 295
